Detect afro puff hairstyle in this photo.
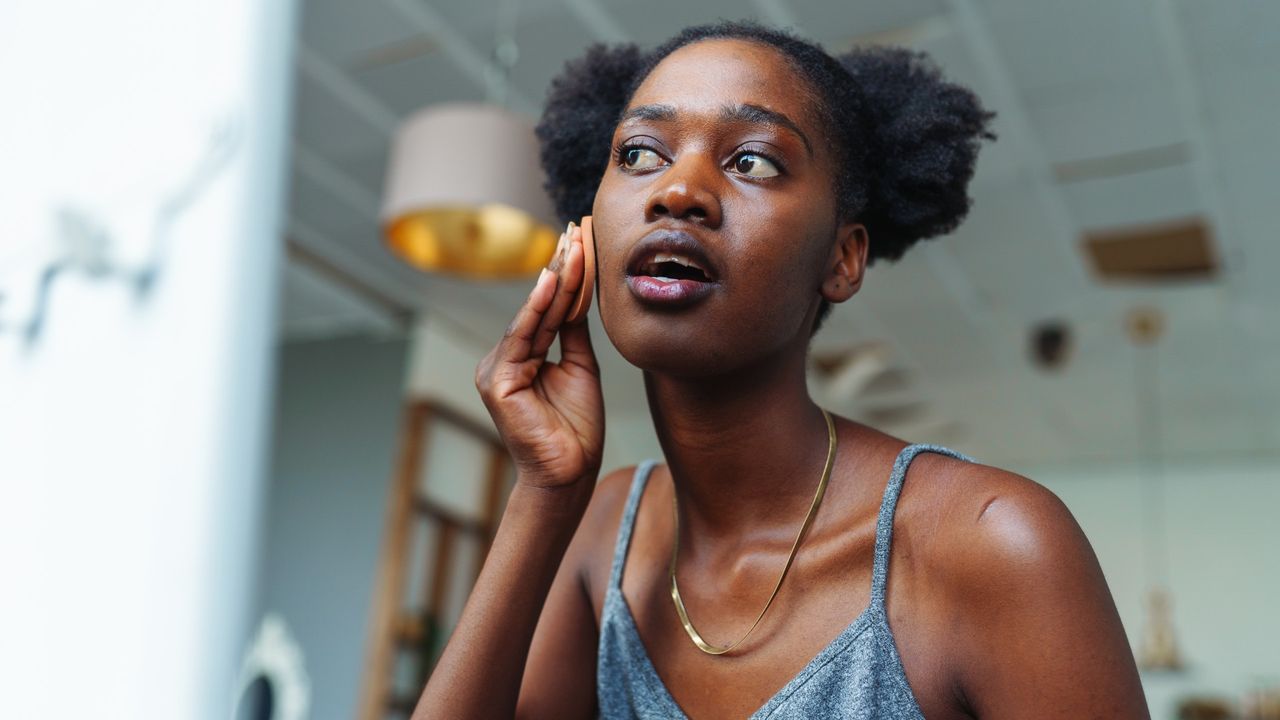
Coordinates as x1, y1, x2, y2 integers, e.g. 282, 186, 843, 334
534, 20, 995, 333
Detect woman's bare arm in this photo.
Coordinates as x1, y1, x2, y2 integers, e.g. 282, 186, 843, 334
410, 482, 594, 719
515, 468, 636, 718
947, 468, 1149, 719
411, 224, 604, 719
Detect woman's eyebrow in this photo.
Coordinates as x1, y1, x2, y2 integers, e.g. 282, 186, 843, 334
619, 102, 813, 157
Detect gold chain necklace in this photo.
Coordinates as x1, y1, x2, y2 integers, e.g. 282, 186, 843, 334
669, 408, 837, 656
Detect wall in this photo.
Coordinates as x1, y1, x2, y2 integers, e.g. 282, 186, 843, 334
0, 1, 294, 717
1030, 458, 1280, 719
254, 334, 409, 720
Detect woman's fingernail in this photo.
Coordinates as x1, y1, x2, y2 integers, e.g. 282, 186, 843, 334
529, 268, 549, 300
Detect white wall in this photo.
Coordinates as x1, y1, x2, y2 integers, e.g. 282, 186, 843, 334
0, 1, 295, 718
1031, 458, 1280, 719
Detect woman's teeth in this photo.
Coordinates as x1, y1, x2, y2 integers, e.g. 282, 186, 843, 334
652, 252, 699, 268
626, 249, 717, 304
641, 253, 709, 281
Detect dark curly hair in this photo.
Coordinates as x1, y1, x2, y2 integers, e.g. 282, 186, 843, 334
535, 19, 995, 333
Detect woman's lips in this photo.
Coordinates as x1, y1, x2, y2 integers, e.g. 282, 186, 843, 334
622, 227, 720, 307
626, 274, 716, 306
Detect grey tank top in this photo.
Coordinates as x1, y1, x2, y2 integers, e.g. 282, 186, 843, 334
597, 443, 975, 719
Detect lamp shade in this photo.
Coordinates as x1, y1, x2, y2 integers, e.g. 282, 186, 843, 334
381, 102, 558, 279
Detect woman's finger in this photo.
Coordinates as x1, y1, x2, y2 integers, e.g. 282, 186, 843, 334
558, 309, 598, 375
531, 233, 584, 359
496, 266, 558, 366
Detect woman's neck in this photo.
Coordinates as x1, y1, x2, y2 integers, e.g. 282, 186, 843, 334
643, 346, 835, 539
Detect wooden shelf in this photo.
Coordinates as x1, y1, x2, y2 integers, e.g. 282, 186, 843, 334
358, 400, 512, 720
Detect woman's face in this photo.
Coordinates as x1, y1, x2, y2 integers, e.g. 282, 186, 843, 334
592, 38, 863, 378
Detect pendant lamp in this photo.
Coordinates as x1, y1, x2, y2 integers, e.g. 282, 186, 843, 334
381, 102, 558, 279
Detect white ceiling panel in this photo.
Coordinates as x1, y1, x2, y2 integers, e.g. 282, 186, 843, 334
353, 46, 488, 117
861, 244, 973, 316
1024, 83, 1185, 164
292, 69, 392, 159
981, 0, 1163, 94
871, 300, 1007, 377
301, 0, 425, 68
425, 0, 569, 37
1179, 4, 1280, 302
944, 176, 1083, 318
605, 0, 776, 46
506, 11, 598, 108
810, 298, 901, 354
1040, 368, 1142, 463
802, 0, 947, 47
1179, 0, 1279, 75
917, 370, 1082, 467
1059, 164, 1201, 231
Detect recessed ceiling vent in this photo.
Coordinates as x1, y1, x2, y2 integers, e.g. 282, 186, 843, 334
1082, 217, 1218, 282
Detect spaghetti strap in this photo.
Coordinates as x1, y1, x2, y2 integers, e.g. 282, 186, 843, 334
870, 443, 976, 608
607, 460, 660, 591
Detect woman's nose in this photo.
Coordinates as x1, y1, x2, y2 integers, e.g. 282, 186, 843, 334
644, 156, 723, 228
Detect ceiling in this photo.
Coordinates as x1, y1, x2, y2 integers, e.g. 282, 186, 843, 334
278, 0, 1280, 471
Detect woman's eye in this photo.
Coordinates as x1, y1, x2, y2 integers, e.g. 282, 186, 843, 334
733, 153, 780, 178
621, 146, 663, 170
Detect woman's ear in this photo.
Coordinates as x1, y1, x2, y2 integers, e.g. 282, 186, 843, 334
821, 221, 869, 304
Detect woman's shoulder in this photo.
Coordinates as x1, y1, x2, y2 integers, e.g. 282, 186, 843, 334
898, 449, 1101, 615
582, 463, 649, 532
891, 446, 1144, 713
900, 449, 1083, 560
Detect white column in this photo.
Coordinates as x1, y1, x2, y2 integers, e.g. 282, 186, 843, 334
0, 0, 297, 717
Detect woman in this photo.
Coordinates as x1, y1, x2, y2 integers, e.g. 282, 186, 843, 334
413, 21, 1148, 719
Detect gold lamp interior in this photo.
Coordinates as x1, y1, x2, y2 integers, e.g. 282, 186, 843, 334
385, 203, 558, 280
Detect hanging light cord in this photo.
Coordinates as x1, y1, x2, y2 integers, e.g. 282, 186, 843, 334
486, 0, 521, 107
1136, 342, 1170, 590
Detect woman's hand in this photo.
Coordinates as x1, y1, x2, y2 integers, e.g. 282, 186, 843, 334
475, 222, 604, 490
417, 224, 603, 719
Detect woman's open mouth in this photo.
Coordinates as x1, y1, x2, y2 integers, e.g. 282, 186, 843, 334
625, 231, 720, 307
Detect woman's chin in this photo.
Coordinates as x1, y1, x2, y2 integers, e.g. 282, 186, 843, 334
601, 315, 737, 380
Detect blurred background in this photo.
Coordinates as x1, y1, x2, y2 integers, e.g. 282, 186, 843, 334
2, 1, 1277, 719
